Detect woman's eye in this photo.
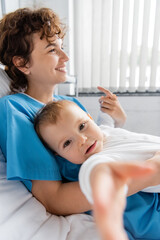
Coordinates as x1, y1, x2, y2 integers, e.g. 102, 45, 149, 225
63, 140, 71, 148
79, 123, 85, 131
49, 48, 56, 53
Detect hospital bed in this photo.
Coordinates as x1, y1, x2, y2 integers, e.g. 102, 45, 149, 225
0, 68, 99, 240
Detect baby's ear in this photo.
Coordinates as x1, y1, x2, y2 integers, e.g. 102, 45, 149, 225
52, 150, 58, 156
54, 153, 59, 156
87, 113, 93, 120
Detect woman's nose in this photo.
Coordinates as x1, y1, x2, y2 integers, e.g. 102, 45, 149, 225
60, 49, 69, 62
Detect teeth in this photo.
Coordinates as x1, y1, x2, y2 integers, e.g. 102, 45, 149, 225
56, 67, 66, 71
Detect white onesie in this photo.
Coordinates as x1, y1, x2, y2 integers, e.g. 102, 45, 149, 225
79, 125, 160, 204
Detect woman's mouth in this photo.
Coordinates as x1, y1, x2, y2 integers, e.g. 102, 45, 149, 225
55, 67, 67, 73
85, 141, 97, 154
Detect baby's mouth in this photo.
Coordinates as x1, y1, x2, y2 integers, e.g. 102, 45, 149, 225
85, 141, 97, 154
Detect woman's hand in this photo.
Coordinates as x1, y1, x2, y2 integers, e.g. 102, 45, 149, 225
90, 162, 155, 240
97, 86, 127, 127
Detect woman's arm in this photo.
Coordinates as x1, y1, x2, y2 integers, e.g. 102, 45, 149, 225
32, 152, 160, 216
32, 180, 91, 216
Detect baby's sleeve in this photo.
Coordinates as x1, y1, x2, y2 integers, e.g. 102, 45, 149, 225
79, 153, 128, 204
79, 153, 114, 204
97, 111, 115, 127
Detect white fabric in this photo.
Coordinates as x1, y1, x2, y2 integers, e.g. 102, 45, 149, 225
0, 68, 11, 97
0, 160, 100, 240
97, 111, 115, 127
79, 125, 160, 204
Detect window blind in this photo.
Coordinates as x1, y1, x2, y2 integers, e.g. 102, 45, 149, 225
73, 0, 160, 93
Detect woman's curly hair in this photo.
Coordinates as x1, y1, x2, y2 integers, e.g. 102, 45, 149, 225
0, 8, 66, 93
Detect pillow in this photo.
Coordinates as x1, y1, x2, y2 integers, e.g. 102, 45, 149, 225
0, 67, 11, 98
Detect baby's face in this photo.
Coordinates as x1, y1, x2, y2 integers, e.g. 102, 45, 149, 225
40, 103, 104, 164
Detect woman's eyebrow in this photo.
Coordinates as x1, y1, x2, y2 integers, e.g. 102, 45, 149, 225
45, 43, 57, 49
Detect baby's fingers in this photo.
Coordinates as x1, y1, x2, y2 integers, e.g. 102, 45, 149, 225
109, 162, 156, 180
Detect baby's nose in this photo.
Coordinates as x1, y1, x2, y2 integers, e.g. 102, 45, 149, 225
78, 135, 87, 145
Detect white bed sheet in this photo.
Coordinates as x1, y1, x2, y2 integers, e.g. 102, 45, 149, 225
0, 161, 99, 240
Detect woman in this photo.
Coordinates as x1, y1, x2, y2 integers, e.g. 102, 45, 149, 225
0, 8, 160, 240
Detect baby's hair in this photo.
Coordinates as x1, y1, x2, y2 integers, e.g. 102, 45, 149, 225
34, 100, 76, 149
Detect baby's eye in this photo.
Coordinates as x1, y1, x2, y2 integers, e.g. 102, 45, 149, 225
63, 140, 71, 148
79, 123, 85, 131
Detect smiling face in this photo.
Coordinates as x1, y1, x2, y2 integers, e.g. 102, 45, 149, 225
26, 33, 69, 88
39, 102, 104, 164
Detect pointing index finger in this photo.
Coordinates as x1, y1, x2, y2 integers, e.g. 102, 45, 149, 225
97, 86, 117, 99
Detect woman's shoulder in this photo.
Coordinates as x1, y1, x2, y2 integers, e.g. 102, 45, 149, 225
0, 93, 43, 120
0, 94, 18, 110
0, 93, 25, 103
0, 93, 28, 113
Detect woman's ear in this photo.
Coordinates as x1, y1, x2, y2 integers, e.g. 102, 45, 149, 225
12, 56, 30, 75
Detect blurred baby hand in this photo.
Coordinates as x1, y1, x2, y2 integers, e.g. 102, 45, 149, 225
90, 161, 155, 240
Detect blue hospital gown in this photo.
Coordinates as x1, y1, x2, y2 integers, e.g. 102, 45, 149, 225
0, 93, 85, 190
0, 92, 160, 240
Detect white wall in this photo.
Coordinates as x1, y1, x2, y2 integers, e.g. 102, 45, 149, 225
78, 96, 160, 136
2, 0, 70, 57
29, 0, 70, 56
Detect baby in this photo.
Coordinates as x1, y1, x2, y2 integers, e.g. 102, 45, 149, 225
34, 100, 104, 164
34, 99, 160, 203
